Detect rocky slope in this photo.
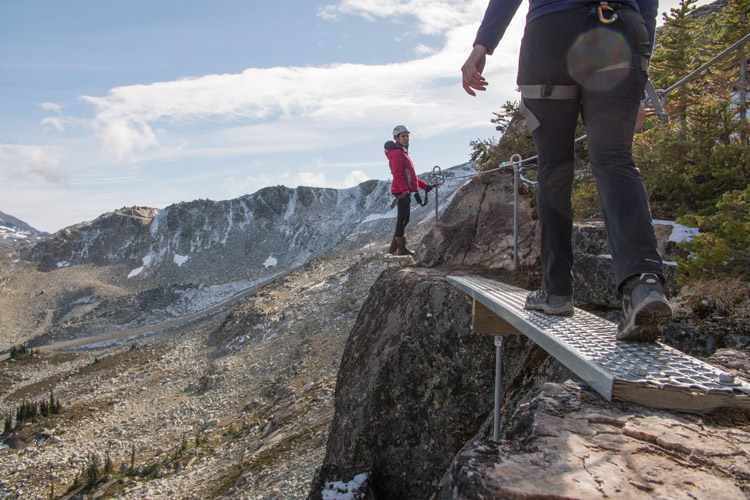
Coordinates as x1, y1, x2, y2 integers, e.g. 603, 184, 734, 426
1, 249, 384, 499
0, 211, 48, 249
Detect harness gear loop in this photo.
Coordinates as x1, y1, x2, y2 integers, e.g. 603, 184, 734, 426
597, 2, 619, 24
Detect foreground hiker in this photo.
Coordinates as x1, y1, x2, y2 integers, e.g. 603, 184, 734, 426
385, 125, 432, 256
461, 0, 672, 341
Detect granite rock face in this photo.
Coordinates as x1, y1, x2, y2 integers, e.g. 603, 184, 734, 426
418, 170, 541, 270
309, 267, 496, 499
437, 380, 750, 499
417, 173, 684, 308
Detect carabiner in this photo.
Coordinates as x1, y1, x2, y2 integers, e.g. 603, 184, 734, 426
597, 2, 618, 24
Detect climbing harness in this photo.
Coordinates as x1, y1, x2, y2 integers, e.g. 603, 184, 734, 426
592, 1, 620, 24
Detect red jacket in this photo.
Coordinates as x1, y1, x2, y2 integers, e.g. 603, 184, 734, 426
385, 141, 427, 195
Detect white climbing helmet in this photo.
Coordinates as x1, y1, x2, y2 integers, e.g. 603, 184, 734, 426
392, 124, 410, 137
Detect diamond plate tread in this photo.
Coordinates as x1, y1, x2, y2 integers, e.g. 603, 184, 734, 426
447, 275, 750, 412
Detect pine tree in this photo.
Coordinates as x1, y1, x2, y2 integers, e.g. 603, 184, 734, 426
650, 0, 702, 137
718, 0, 750, 142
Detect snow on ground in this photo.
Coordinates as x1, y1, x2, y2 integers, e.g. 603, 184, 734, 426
163, 279, 262, 317
362, 208, 396, 223
173, 254, 189, 266
654, 220, 700, 243
264, 255, 278, 268
128, 254, 153, 278
321, 473, 369, 500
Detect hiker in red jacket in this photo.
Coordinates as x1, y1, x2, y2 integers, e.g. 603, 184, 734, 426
384, 125, 431, 255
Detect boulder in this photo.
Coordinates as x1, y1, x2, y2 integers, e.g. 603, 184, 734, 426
309, 267, 496, 499
437, 380, 750, 499
418, 174, 683, 307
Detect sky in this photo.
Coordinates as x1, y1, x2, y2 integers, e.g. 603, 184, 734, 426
1, 0, 714, 233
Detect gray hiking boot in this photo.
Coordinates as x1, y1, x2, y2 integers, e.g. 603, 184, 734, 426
617, 273, 672, 342
524, 289, 574, 317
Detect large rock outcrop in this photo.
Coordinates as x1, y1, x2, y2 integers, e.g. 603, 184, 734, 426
312, 173, 749, 499
309, 266, 578, 499
418, 170, 540, 270
308, 267, 496, 499
419, 170, 685, 307
437, 378, 750, 499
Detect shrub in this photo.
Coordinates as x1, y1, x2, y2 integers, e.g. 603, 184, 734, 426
676, 185, 750, 283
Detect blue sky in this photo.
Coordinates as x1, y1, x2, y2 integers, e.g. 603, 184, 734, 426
1, 0, 710, 233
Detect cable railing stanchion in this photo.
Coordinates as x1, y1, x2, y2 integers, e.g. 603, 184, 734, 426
509, 154, 523, 270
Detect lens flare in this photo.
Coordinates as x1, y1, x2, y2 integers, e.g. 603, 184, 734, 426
567, 28, 632, 91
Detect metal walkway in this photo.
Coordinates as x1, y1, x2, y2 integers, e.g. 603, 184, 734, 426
382, 254, 414, 267
447, 275, 750, 413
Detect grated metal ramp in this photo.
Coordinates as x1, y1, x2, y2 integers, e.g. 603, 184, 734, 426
447, 275, 750, 412
382, 254, 414, 267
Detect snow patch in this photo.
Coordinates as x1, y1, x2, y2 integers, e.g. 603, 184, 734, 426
654, 220, 700, 243
263, 255, 278, 268
57, 261, 70, 268
173, 254, 189, 266
128, 254, 153, 278
362, 206, 396, 223
322, 472, 369, 500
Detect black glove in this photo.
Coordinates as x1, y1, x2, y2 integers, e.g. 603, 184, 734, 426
414, 192, 423, 206
425, 184, 434, 193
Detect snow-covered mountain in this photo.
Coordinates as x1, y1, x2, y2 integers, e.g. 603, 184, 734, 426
21, 164, 475, 285
0, 210, 49, 248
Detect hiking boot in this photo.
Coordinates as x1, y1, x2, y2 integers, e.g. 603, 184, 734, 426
387, 237, 398, 254
524, 289, 574, 317
617, 273, 672, 342
395, 236, 415, 256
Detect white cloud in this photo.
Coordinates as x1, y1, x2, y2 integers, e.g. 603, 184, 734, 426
41, 116, 66, 132
76, 0, 522, 163
0, 144, 69, 184
41, 102, 63, 113
344, 169, 370, 186
318, 0, 487, 36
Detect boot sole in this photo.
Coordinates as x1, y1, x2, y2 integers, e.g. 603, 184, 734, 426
616, 293, 672, 342
524, 302, 574, 317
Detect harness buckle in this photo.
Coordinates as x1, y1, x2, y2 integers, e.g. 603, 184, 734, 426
542, 83, 554, 99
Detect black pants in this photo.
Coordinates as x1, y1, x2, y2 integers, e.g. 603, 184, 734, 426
394, 194, 411, 237
518, 5, 664, 295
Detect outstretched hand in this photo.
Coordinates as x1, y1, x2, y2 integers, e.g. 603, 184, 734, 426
461, 45, 489, 96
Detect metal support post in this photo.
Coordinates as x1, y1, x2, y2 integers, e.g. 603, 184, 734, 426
493, 335, 503, 441
510, 155, 522, 271
434, 184, 439, 222
513, 166, 519, 270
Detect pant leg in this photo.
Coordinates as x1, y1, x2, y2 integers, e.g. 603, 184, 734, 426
580, 8, 664, 289
525, 99, 579, 296
518, 9, 587, 296
394, 195, 411, 237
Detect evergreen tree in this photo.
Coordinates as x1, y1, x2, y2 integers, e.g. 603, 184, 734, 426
718, 0, 750, 142
650, 0, 702, 137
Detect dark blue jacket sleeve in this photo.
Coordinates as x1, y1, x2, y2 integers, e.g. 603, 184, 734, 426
473, 0, 525, 55
636, 0, 658, 51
